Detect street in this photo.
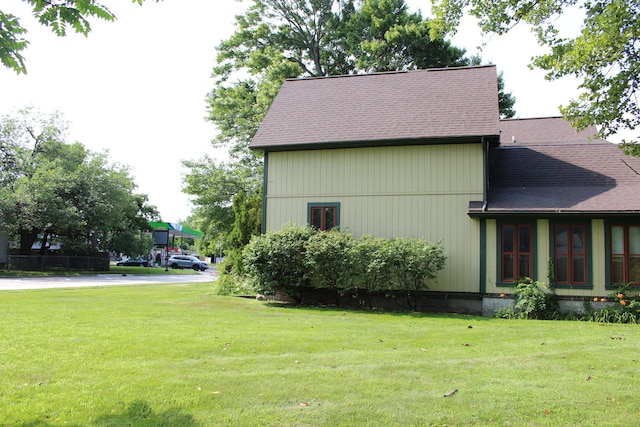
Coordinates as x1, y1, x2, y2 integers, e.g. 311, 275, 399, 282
0, 270, 217, 291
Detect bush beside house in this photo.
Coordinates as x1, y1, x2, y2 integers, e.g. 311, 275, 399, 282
241, 225, 447, 310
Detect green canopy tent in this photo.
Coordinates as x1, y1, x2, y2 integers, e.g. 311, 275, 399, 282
148, 221, 203, 239
148, 221, 204, 269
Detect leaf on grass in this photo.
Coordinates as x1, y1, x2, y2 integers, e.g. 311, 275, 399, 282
299, 402, 308, 407
443, 389, 458, 397
420, 348, 427, 352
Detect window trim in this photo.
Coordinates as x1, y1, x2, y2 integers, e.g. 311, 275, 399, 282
307, 202, 340, 231
496, 220, 537, 287
549, 220, 592, 289
605, 220, 640, 289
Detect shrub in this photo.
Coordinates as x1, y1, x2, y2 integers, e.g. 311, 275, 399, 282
242, 225, 447, 308
512, 277, 559, 320
214, 271, 257, 296
305, 229, 356, 303
494, 307, 516, 319
379, 238, 447, 310
589, 284, 640, 323
242, 224, 315, 302
349, 235, 392, 308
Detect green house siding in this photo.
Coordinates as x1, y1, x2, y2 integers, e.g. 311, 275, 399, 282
265, 144, 484, 293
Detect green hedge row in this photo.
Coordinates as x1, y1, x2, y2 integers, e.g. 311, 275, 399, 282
242, 225, 447, 306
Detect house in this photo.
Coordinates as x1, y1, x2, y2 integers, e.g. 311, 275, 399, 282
249, 65, 640, 315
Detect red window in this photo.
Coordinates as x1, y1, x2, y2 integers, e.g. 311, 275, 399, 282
310, 206, 337, 231
501, 224, 532, 282
554, 224, 587, 285
610, 225, 640, 285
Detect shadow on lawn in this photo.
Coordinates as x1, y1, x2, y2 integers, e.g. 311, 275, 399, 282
19, 400, 199, 427
95, 400, 200, 427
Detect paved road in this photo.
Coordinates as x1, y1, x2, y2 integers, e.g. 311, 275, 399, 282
0, 270, 218, 291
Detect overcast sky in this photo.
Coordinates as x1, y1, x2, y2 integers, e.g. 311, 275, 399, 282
0, 1, 628, 222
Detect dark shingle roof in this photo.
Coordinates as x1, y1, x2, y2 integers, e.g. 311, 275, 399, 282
250, 65, 501, 150
480, 117, 640, 214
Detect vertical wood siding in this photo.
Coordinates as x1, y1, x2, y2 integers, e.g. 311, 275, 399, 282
266, 144, 484, 292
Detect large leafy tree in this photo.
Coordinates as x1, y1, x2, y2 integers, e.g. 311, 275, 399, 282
430, 0, 640, 155
0, 108, 158, 255
1, 0, 161, 74
185, 0, 516, 265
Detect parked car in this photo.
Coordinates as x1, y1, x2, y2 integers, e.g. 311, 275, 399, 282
116, 257, 150, 267
168, 255, 208, 271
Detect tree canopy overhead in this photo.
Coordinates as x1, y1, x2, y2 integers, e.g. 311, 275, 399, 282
430, 0, 640, 154
1, 0, 160, 74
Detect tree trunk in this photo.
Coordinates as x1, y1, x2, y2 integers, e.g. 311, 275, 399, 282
19, 229, 38, 255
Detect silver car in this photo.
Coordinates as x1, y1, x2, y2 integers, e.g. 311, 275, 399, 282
168, 255, 208, 271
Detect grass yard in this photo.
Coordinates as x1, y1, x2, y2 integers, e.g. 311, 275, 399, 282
0, 283, 639, 426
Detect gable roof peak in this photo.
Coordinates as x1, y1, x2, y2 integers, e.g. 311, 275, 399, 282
283, 64, 498, 83
251, 65, 502, 150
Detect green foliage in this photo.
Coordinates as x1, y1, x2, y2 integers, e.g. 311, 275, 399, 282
182, 155, 262, 257
214, 271, 257, 296
305, 229, 356, 301
243, 224, 316, 301
186, 0, 517, 255
0, 108, 158, 255
431, 0, 640, 153
1, 1, 161, 74
350, 235, 390, 294
501, 277, 559, 320
494, 306, 516, 319
242, 225, 447, 306
589, 284, 640, 323
223, 190, 262, 275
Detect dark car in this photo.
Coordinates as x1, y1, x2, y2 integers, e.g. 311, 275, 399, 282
116, 257, 150, 267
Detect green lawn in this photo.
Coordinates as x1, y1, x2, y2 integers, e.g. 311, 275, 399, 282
1, 283, 638, 426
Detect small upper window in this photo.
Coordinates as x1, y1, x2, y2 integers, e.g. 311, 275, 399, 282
308, 203, 340, 231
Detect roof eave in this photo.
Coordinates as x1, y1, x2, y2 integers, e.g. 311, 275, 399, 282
468, 208, 640, 218
250, 134, 501, 152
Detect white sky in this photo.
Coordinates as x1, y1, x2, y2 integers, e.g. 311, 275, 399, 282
0, 0, 633, 222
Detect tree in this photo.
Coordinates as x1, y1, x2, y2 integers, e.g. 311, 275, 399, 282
186, 0, 516, 256
430, 0, 640, 153
1, 0, 161, 74
0, 108, 158, 255
221, 190, 262, 275
206, 0, 507, 157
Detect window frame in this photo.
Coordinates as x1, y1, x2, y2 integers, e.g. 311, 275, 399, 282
549, 220, 592, 288
307, 202, 340, 231
496, 220, 536, 287
605, 221, 640, 288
